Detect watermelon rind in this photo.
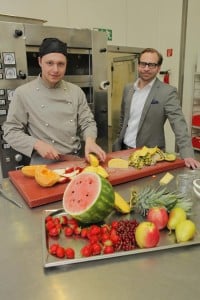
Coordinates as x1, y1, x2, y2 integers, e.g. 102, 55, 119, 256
63, 172, 115, 223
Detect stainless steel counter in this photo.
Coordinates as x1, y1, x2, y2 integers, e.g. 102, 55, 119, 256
1, 167, 200, 300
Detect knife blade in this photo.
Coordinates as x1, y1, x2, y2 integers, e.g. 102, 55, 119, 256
58, 154, 84, 162
0, 187, 23, 208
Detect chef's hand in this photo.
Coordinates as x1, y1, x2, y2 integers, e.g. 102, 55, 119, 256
184, 157, 200, 169
34, 140, 60, 160
85, 137, 106, 162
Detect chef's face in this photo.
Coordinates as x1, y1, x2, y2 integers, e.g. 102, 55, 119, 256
38, 53, 67, 87
138, 52, 161, 84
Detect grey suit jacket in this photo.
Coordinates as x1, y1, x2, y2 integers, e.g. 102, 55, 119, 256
112, 78, 194, 159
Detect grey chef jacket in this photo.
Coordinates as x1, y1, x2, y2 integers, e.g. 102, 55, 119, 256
3, 76, 97, 158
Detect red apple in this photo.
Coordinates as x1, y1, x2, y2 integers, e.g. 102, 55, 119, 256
135, 221, 160, 248
147, 207, 169, 230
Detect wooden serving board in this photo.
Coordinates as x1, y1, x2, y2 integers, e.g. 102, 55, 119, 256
8, 149, 185, 208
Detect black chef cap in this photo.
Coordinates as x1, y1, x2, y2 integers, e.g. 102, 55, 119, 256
39, 38, 67, 57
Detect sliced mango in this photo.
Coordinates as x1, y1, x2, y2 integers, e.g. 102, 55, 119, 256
114, 192, 131, 214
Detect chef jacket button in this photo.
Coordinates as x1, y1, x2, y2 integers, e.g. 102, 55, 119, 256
70, 119, 73, 122
41, 104, 45, 108
45, 123, 49, 127
52, 140, 55, 143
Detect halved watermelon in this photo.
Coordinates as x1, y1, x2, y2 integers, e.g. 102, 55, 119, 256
63, 172, 114, 223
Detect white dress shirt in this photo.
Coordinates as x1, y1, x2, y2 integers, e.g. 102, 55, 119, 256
124, 78, 155, 147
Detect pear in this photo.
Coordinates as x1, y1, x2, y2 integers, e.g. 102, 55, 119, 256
175, 219, 196, 243
167, 207, 186, 231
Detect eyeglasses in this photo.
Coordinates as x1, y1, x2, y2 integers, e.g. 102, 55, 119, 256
139, 61, 159, 69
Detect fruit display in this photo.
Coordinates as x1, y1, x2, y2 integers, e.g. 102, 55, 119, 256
128, 146, 176, 169
63, 172, 115, 223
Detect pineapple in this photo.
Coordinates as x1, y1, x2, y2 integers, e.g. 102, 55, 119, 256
129, 186, 193, 216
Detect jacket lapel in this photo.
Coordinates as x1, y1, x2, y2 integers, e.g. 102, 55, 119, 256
137, 78, 159, 131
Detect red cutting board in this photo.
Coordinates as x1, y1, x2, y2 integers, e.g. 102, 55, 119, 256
8, 149, 185, 208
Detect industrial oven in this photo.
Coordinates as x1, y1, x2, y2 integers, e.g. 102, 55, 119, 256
0, 20, 108, 177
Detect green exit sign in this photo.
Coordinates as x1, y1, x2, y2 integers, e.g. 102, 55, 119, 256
94, 28, 112, 41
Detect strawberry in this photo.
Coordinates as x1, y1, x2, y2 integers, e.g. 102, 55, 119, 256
65, 167, 75, 174
45, 215, 53, 223
49, 243, 59, 255
53, 217, 61, 225
74, 226, 82, 235
103, 245, 114, 254
56, 246, 65, 258
65, 247, 75, 259
101, 224, 110, 234
68, 218, 78, 229
91, 243, 102, 255
46, 220, 55, 231
100, 232, 110, 243
74, 166, 83, 173
111, 220, 119, 229
60, 215, 68, 226
88, 234, 100, 244
80, 227, 88, 238
80, 244, 92, 257
110, 234, 120, 245
64, 226, 74, 237
88, 225, 101, 236
48, 226, 60, 237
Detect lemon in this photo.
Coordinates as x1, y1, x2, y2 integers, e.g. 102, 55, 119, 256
175, 219, 196, 243
167, 207, 187, 230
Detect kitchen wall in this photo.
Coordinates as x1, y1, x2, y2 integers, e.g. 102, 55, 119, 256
0, 0, 200, 153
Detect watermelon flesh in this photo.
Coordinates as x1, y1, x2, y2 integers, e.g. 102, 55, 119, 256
63, 172, 115, 223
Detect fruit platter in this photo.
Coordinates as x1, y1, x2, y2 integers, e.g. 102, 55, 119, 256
42, 171, 200, 268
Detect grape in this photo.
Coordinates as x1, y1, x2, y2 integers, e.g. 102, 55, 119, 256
114, 220, 139, 251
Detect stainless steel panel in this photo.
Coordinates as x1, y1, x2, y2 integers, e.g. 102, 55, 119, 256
24, 24, 92, 48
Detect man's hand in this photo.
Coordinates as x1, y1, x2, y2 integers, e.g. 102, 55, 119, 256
34, 140, 60, 160
85, 137, 106, 162
184, 157, 200, 169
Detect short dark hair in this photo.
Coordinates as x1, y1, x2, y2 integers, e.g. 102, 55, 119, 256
139, 48, 163, 66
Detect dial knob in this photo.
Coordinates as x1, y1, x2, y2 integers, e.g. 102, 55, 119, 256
15, 154, 23, 162
14, 29, 23, 37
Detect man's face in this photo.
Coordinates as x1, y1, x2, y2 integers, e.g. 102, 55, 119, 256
38, 53, 67, 86
138, 52, 161, 83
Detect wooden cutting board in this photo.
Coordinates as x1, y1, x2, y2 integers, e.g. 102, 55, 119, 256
8, 149, 185, 208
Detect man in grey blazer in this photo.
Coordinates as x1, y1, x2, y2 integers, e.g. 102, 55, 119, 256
113, 48, 200, 169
